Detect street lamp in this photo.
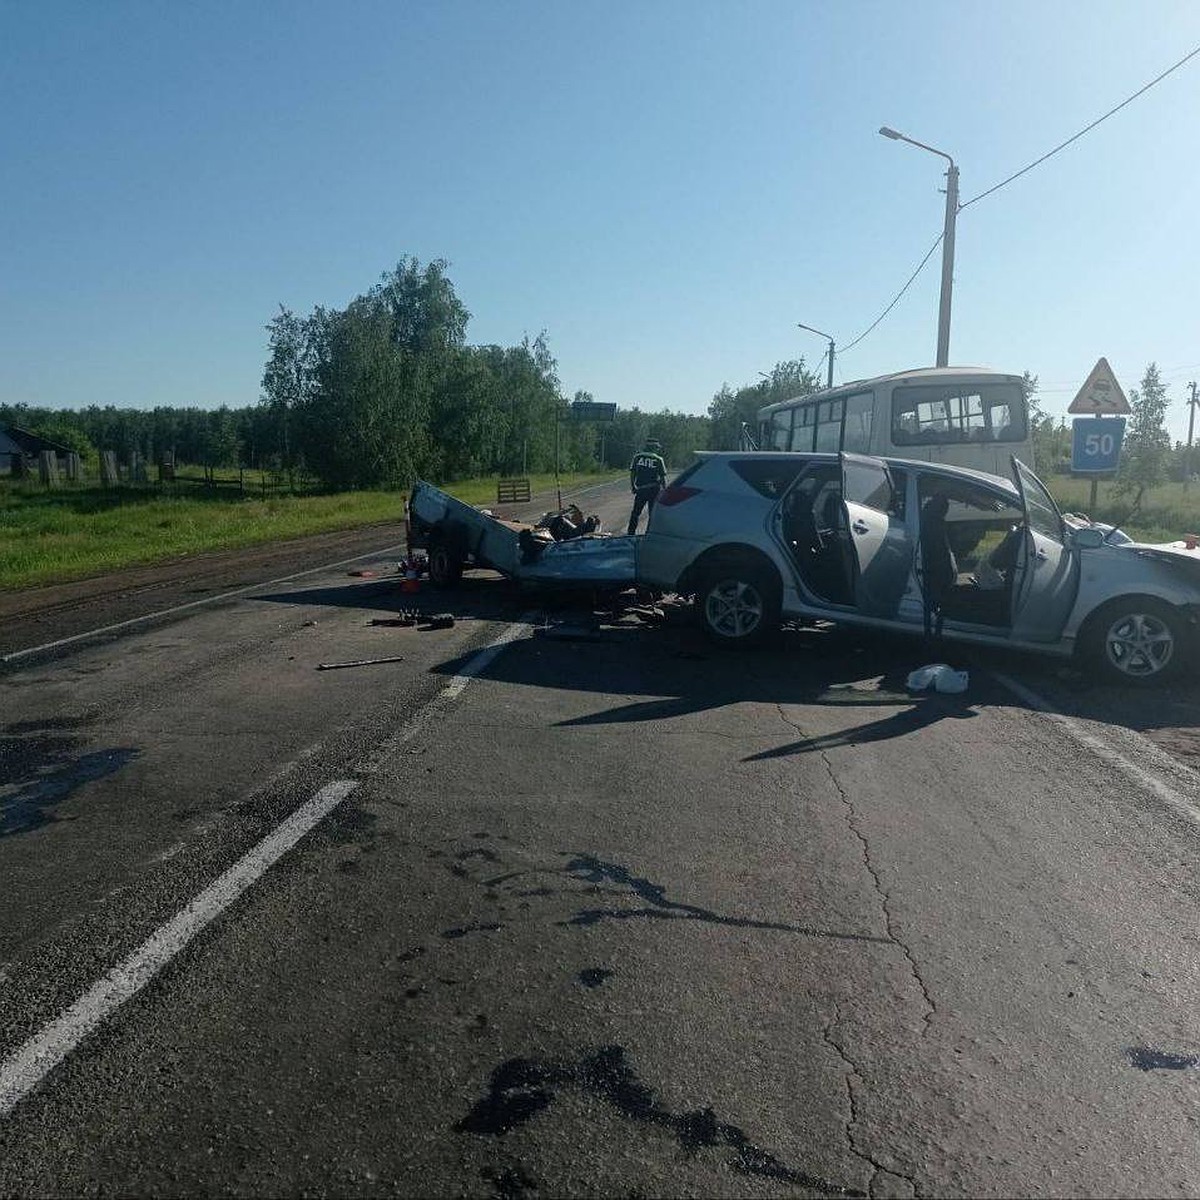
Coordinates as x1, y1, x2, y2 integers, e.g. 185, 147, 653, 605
796, 323, 835, 390
878, 126, 959, 368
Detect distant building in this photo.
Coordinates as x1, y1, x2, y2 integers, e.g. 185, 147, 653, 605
0, 425, 73, 474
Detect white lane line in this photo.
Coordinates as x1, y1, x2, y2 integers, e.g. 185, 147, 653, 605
0, 779, 359, 1118
443, 618, 532, 700
992, 670, 1200, 827
0, 615, 534, 1117
354, 617, 534, 772
0, 540, 409, 665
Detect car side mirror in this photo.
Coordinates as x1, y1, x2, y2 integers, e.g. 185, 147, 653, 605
1073, 526, 1105, 550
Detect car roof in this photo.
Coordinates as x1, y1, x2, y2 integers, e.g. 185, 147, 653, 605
693, 450, 1022, 499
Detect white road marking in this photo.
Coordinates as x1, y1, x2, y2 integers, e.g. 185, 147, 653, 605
0, 779, 358, 1117
992, 670, 1200, 827
0, 477, 623, 665
355, 618, 534, 771
443, 619, 532, 700
0, 541, 410, 665
0, 614, 533, 1117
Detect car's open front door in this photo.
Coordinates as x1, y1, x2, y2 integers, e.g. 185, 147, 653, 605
839, 452, 911, 618
1010, 456, 1080, 642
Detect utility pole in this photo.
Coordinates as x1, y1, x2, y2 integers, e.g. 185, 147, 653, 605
879, 127, 959, 367
936, 162, 959, 369
796, 323, 835, 389
1187, 381, 1198, 492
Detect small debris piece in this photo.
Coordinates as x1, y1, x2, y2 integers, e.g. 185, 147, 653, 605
906, 663, 969, 694
423, 613, 455, 630
317, 655, 406, 671
348, 569, 378, 578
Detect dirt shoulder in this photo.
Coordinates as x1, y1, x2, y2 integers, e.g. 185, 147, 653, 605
0, 522, 410, 658
0, 479, 627, 660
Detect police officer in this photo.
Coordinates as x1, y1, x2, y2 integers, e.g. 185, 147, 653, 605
627, 439, 667, 535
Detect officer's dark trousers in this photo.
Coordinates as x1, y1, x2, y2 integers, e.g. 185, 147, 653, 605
627, 485, 661, 535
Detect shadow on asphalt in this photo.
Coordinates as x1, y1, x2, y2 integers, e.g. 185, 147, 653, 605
254, 571, 1200, 766
424, 603, 990, 758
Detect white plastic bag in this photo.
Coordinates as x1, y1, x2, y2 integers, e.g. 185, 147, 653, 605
906, 663, 969, 694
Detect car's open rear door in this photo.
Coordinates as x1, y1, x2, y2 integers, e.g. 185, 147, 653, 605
839, 453, 911, 618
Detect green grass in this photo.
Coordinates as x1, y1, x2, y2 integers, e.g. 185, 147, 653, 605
0, 469, 622, 592
1046, 477, 1200, 544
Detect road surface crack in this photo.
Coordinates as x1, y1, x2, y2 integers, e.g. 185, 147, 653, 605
775, 704, 936, 1035
823, 1005, 919, 1199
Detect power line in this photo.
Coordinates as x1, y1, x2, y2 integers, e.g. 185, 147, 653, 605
959, 43, 1200, 211
822, 46, 1199, 363
838, 231, 944, 355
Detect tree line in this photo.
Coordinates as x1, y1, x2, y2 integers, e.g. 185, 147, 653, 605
0, 257, 729, 488
5, 250, 1186, 498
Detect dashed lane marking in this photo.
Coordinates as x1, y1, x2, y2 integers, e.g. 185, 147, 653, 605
0, 779, 359, 1117
0, 618, 534, 1117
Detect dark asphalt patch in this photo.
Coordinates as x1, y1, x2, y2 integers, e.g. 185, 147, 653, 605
456, 1044, 864, 1196
441, 923, 504, 939
558, 853, 891, 945
0, 727, 139, 837
1127, 1047, 1200, 1071
577, 968, 614, 989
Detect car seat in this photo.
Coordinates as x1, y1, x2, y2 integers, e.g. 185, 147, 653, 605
919, 494, 958, 603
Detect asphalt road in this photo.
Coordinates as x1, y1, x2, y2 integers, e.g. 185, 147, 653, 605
4, 478, 1200, 1198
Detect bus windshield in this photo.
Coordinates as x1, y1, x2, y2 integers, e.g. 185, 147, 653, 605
891, 382, 1025, 447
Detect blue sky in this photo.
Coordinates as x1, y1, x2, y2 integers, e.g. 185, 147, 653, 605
3, 1, 1198, 439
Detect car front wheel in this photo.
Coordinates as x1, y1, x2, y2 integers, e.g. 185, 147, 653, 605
696, 561, 781, 648
1082, 597, 1188, 686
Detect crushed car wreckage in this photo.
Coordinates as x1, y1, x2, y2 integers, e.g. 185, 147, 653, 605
405, 481, 640, 591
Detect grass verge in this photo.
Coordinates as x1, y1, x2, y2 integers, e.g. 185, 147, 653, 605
1047, 477, 1200, 544
0, 470, 622, 591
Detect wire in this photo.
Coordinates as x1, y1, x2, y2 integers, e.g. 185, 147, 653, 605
959, 43, 1200, 211
837, 232, 945, 355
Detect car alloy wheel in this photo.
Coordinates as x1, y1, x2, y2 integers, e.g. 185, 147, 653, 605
704, 578, 765, 640
1103, 610, 1175, 679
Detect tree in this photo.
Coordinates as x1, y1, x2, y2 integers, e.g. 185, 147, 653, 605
1115, 362, 1171, 499
1023, 371, 1068, 475
707, 358, 821, 450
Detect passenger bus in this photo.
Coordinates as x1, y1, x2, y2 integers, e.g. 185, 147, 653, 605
755, 367, 1033, 476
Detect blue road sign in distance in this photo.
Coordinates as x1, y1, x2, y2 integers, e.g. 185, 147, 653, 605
1071, 417, 1126, 474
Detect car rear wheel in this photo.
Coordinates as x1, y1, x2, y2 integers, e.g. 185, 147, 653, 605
696, 561, 781, 648
1081, 597, 1187, 686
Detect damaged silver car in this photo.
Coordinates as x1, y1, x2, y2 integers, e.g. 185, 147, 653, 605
638, 451, 1200, 684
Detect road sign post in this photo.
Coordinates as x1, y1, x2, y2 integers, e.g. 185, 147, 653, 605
1067, 359, 1130, 516
1072, 416, 1126, 512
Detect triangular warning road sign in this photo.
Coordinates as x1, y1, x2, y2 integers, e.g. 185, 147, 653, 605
1068, 357, 1130, 415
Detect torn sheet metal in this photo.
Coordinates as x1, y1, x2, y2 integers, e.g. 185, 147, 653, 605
407, 480, 638, 590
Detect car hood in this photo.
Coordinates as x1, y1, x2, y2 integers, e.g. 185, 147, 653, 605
1107, 537, 1200, 591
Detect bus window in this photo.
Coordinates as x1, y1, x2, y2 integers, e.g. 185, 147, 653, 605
814, 399, 843, 452
892, 383, 1026, 446
842, 391, 874, 454
770, 408, 793, 450
786, 402, 812, 451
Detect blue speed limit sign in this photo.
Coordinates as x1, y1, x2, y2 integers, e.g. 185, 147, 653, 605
1071, 417, 1126, 473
